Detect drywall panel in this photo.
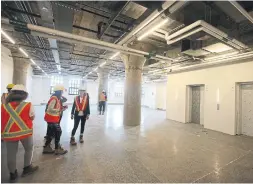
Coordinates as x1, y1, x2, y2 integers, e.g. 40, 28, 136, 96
166, 60, 253, 135
155, 82, 167, 110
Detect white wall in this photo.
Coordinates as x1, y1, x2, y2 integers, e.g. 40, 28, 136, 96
155, 82, 167, 110
166, 61, 253, 135
31, 76, 99, 105
108, 80, 124, 104
1, 44, 13, 94
142, 83, 156, 108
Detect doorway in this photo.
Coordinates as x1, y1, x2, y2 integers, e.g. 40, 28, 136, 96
236, 82, 253, 136
186, 85, 205, 125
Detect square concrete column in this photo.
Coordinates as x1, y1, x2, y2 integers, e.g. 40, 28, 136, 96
120, 54, 146, 126
12, 56, 31, 85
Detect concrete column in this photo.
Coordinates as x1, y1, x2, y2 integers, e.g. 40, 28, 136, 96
12, 57, 30, 85
97, 68, 109, 103
120, 54, 146, 126
120, 42, 154, 126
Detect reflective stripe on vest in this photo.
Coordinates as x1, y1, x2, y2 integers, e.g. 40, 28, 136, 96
46, 96, 61, 116
75, 95, 87, 111
3, 102, 29, 133
2, 129, 33, 138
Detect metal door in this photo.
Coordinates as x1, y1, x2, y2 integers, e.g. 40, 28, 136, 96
191, 86, 201, 124
241, 84, 253, 136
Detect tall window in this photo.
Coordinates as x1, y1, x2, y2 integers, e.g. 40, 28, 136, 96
69, 79, 80, 95
50, 76, 63, 94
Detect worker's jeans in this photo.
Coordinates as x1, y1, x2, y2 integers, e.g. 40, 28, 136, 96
45, 115, 62, 136
5, 136, 33, 173
45, 123, 62, 149
71, 115, 87, 136
99, 101, 106, 112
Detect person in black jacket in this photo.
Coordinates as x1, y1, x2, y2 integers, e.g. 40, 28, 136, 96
70, 87, 90, 145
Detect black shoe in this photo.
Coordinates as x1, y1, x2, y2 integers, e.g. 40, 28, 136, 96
10, 170, 18, 183
44, 135, 48, 139
22, 164, 39, 177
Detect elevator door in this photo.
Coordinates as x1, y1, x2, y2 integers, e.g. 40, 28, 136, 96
240, 84, 253, 136
191, 86, 201, 124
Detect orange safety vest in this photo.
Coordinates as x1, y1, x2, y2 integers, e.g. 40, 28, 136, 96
75, 95, 88, 111
44, 96, 62, 123
1, 102, 33, 141
99, 94, 106, 102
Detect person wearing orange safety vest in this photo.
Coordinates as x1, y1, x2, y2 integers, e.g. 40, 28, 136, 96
99, 90, 107, 115
43, 85, 68, 155
1, 84, 39, 182
1, 83, 15, 104
70, 87, 90, 145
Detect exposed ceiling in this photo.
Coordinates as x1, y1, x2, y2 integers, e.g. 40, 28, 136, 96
1, 1, 253, 81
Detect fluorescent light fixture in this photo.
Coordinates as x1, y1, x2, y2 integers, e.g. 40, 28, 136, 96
58, 71, 61, 74
133, 12, 160, 35
37, 66, 41, 70
30, 59, 36, 65
1, 29, 15, 44
99, 61, 107, 67
109, 52, 120, 59
19, 47, 29, 57
94, 67, 98, 71
138, 19, 168, 41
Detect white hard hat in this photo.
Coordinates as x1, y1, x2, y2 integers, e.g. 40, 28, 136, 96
79, 87, 86, 91
54, 85, 65, 91
11, 84, 27, 93
102, 90, 105, 92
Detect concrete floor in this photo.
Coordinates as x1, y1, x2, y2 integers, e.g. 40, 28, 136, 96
1, 105, 253, 183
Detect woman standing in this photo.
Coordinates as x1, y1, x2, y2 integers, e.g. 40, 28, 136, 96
1, 84, 39, 182
43, 85, 68, 155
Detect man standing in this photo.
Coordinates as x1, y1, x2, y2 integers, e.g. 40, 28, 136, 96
43, 85, 68, 155
1, 84, 15, 104
99, 90, 107, 115
70, 87, 90, 145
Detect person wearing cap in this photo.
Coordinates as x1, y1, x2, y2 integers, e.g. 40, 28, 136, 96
99, 90, 107, 115
1, 84, 39, 182
43, 85, 68, 155
1, 83, 15, 104
70, 87, 90, 145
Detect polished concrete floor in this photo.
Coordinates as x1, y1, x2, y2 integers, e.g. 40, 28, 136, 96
1, 105, 253, 183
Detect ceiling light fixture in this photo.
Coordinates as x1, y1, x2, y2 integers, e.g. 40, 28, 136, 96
138, 19, 168, 41
30, 59, 36, 65
19, 47, 29, 57
1, 29, 15, 44
109, 52, 120, 59
99, 61, 107, 67
94, 67, 98, 71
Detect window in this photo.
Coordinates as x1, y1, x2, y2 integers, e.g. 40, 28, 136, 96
69, 79, 80, 95
50, 76, 63, 94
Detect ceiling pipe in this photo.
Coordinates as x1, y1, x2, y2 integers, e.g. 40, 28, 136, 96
166, 20, 248, 50
2, 18, 173, 61
229, 1, 253, 24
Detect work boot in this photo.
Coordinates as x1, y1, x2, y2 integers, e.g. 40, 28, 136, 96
99, 111, 101, 115
21, 164, 39, 177
55, 145, 68, 155
70, 137, 77, 145
9, 170, 18, 183
79, 135, 84, 143
102, 111, 104, 115
42, 145, 54, 154
44, 135, 48, 139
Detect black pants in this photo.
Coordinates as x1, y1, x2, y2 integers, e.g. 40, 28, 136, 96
71, 116, 87, 136
99, 101, 106, 112
46, 115, 62, 136
45, 123, 62, 149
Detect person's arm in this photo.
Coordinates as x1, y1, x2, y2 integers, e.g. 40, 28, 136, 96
87, 96, 90, 115
71, 98, 76, 115
61, 96, 67, 103
29, 103, 35, 120
1, 94, 5, 104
